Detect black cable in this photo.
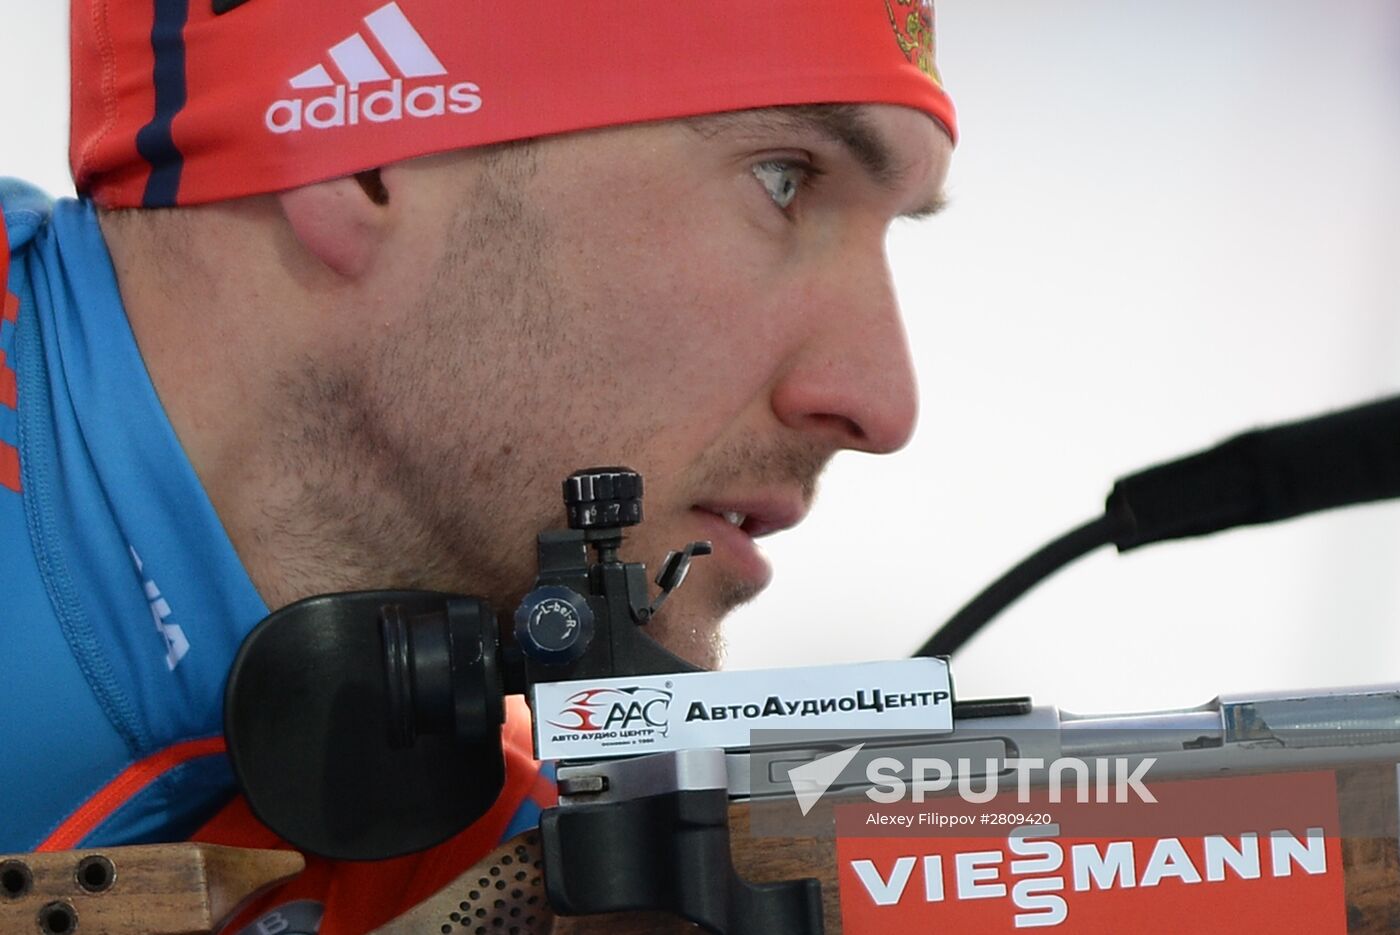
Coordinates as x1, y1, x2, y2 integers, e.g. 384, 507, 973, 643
913, 394, 1400, 659
912, 513, 1120, 658
1107, 394, 1400, 550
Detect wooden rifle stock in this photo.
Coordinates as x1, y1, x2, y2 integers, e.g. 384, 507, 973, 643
6, 763, 1397, 933
371, 805, 828, 935
0, 844, 303, 934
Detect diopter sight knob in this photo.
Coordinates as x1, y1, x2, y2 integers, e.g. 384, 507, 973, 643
563, 467, 643, 531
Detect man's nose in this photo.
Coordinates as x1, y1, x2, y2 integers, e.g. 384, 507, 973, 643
769, 245, 919, 455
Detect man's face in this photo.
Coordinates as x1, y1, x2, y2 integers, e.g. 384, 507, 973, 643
311, 103, 952, 667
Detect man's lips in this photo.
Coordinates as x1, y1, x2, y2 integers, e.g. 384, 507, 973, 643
692, 496, 807, 539
689, 496, 808, 590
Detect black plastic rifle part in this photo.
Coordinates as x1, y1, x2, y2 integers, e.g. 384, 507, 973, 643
544, 749, 825, 935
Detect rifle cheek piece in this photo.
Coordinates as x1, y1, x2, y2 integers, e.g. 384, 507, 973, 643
224, 591, 506, 861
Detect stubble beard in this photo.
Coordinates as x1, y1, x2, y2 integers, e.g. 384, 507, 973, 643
262, 148, 564, 610
256, 148, 742, 669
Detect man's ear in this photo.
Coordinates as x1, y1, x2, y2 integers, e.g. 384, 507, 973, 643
276, 170, 391, 279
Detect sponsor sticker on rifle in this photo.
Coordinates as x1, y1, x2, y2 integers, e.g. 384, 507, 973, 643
532, 658, 953, 760
836, 770, 1346, 933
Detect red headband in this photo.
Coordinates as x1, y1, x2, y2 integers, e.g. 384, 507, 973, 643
71, 1, 956, 208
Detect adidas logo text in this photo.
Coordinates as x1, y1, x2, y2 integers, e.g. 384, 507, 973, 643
266, 2, 482, 135
266, 80, 482, 133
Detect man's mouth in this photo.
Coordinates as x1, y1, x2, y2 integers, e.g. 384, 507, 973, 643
694, 495, 806, 537
689, 497, 808, 590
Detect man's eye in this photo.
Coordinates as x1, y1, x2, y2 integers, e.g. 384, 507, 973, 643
751, 160, 810, 210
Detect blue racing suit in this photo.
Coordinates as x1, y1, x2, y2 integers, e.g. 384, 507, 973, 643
1, 178, 267, 850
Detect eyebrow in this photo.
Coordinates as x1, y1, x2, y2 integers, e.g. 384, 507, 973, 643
689, 104, 948, 220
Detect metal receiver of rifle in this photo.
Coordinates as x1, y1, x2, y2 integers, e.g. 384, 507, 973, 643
727, 685, 1400, 806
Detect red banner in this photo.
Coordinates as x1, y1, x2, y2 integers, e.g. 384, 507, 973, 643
837, 771, 1347, 932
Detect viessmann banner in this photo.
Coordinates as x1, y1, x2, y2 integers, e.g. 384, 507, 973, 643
835, 771, 1347, 932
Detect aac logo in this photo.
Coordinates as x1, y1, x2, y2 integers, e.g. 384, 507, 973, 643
266, 2, 483, 135
548, 686, 674, 737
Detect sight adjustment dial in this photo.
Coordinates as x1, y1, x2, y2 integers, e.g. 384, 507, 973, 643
564, 467, 643, 531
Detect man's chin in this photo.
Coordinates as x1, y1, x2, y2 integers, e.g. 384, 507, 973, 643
643, 575, 763, 670
645, 617, 727, 671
